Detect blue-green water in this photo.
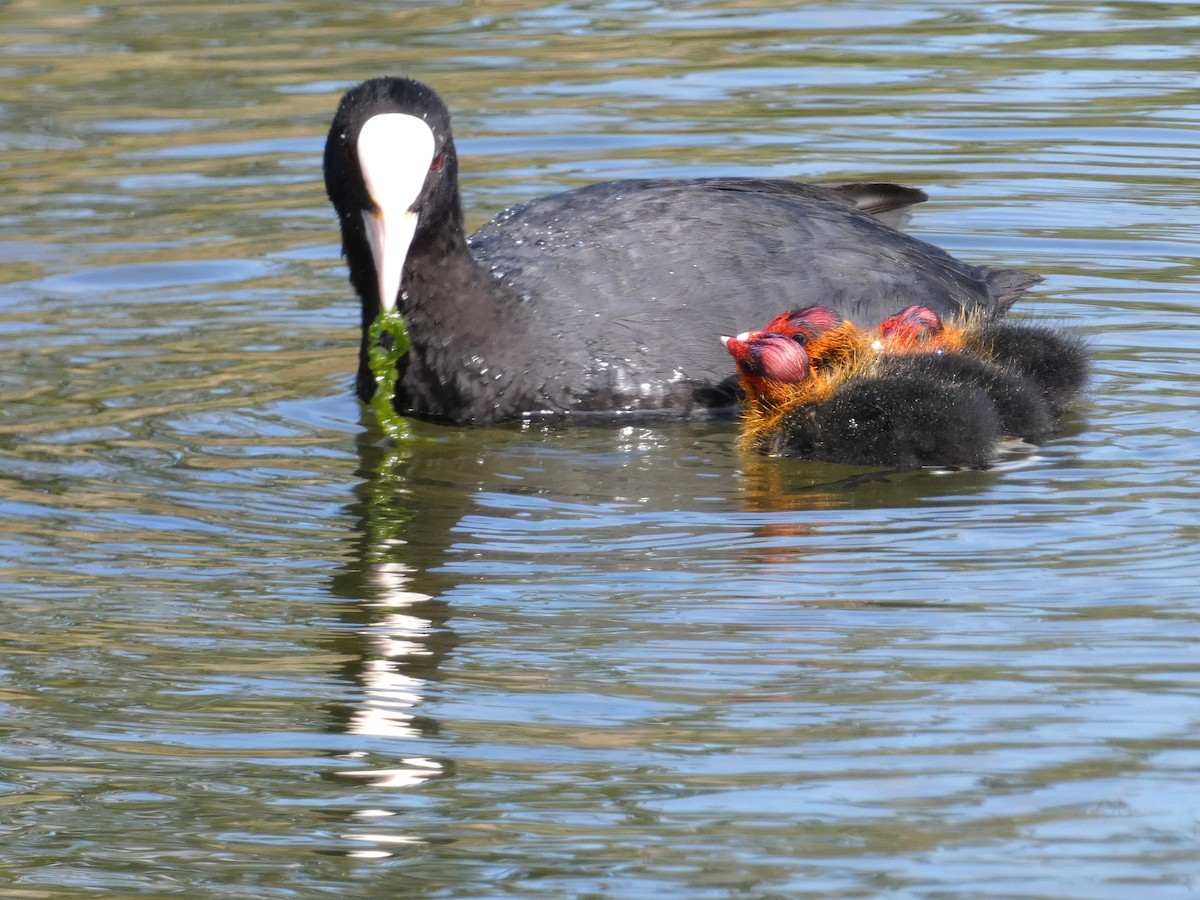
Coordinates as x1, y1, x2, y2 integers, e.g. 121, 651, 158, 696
2, 1, 1199, 896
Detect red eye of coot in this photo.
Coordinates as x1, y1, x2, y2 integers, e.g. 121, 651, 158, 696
430, 151, 446, 171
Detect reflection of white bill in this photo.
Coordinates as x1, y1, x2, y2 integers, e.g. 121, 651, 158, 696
335, 757, 444, 789
338, 561, 445, 788
343, 809, 430, 857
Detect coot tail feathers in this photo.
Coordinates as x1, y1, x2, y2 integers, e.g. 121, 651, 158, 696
976, 267, 1046, 316
829, 182, 929, 214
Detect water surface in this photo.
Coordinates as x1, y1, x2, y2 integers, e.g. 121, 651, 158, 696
2, 1, 1199, 897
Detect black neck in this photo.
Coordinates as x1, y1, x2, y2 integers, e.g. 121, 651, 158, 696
354, 215, 561, 424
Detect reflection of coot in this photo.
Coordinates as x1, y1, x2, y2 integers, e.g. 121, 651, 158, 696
323, 77, 1042, 424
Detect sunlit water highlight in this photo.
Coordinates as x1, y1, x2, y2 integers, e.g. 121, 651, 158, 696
1, 1, 1199, 896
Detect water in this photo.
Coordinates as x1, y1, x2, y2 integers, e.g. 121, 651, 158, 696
2, 1, 1199, 896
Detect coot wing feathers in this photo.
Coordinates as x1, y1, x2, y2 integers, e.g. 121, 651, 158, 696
468, 179, 1039, 415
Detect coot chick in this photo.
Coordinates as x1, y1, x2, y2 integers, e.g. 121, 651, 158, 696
872, 306, 1054, 442
970, 321, 1090, 416
879, 305, 1089, 417
881, 351, 1054, 443
747, 305, 1054, 442
723, 332, 1001, 468
324, 77, 1043, 424
751, 306, 870, 373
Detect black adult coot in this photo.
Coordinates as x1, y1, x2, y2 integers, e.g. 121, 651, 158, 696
324, 77, 1043, 425
722, 331, 1002, 467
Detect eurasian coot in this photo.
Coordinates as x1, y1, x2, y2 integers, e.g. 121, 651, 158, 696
749, 306, 869, 374
878, 305, 1089, 417
324, 77, 1043, 424
877, 352, 1054, 443
722, 331, 1002, 467
772, 303, 1056, 442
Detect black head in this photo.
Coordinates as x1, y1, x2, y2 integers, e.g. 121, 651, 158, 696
324, 77, 458, 219
323, 77, 465, 318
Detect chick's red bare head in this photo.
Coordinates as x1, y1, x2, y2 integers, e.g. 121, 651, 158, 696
758, 306, 845, 345
879, 305, 943, 341
722, 332, 811, 384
